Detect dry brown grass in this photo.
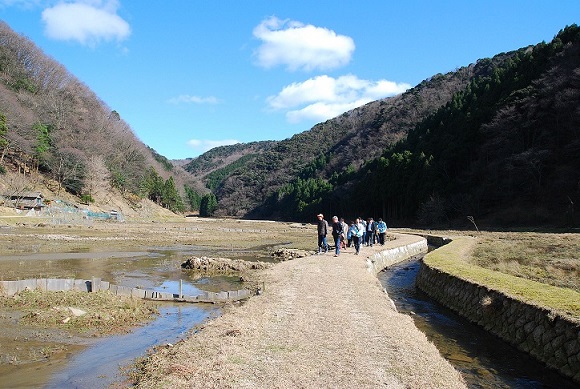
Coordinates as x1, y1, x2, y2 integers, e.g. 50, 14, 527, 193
0, 289, 158, 335
2, 218, 576, 387
399, 228, 579, 293
469, 232, 580, 292
130, 234, 466, 389
423, 236, 580, 319
0, 216, 316, 256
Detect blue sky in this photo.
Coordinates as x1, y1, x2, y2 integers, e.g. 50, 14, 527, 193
1, 1, 578, 159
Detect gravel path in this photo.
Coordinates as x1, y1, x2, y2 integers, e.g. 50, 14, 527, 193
134, 234, 466, 388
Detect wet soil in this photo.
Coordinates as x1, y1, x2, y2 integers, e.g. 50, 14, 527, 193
0, 309, 93, 388
45, 304, 220, 389
0, 217, 313, 388
130, 234, 467, 388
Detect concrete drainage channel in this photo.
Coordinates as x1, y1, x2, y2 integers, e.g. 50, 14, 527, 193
361, 235, 578, 387
379, 255, 579, 388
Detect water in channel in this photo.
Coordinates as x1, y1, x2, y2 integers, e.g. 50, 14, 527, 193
377, 255, 578, 389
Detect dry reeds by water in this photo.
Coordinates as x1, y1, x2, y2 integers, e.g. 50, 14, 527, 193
0, 289, 158, 335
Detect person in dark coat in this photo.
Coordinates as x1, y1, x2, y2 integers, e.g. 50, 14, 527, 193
331, 216, 344, 257
316, 213, 329, 254
366, 217, 376, 246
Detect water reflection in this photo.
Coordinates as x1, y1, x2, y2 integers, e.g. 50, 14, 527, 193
378, 257, 577, 388
0, 245, 244, 291
45, 304, 218, 389
0, 246, 245, 388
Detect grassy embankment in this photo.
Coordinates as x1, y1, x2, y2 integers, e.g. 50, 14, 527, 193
424, 232, 580, 319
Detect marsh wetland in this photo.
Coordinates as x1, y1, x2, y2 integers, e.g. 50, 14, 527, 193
0, 216, 578, 387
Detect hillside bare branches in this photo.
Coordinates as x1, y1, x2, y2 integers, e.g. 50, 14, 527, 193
0, 21, 195, 212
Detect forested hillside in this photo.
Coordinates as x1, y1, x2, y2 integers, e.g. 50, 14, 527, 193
187, 25, 579, 227
0, 22, 198, 214
343, 25, 580, 227
182, 141, 275, 190
206, 65, 479, 218
2, 19, 577, 227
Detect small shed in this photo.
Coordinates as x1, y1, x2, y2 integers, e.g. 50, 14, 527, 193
5, 192, 45, 210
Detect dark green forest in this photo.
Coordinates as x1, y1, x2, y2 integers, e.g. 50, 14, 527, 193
349, 25, 580, 227
248, 25, 580, 227
213, 66, 478, 218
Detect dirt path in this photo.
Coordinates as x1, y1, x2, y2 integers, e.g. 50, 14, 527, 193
134, 234, 466, 388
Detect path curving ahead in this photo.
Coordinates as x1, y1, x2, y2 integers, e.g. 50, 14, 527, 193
134, 234, 466, 388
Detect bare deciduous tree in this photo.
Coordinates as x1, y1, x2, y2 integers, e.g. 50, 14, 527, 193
84, 155, 110, 202
47, 148, 87, 195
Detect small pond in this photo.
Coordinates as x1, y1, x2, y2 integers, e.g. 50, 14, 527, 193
0, 245, 248, 388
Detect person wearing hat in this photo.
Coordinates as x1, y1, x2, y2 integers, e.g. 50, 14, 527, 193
316, 213, 329, 254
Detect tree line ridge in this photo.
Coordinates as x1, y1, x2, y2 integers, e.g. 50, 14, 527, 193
1, 21, 578, 227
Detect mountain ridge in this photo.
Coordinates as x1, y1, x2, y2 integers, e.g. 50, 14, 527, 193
1, 20, 578, 227
183, 25, 579, 227
0, 21, 195, 214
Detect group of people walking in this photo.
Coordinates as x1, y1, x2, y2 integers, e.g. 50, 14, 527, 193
316, 213, 388, 257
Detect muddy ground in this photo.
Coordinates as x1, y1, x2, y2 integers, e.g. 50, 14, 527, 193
0, 214, 315, 388
0, 214, 314, 255
130, 234, 467, 388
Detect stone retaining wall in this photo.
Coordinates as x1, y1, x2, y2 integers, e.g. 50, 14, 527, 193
0, 277, 250, 303
416, 241, 580, 383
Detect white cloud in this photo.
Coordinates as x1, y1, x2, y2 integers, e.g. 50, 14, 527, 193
253, 16, 355, 72
286, 100, 367, 124
267, 74, 410, 123
0, 0, 41, 9
41, 0, 130, 46
167, 95, 221, 105
187, 139, 240, 153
